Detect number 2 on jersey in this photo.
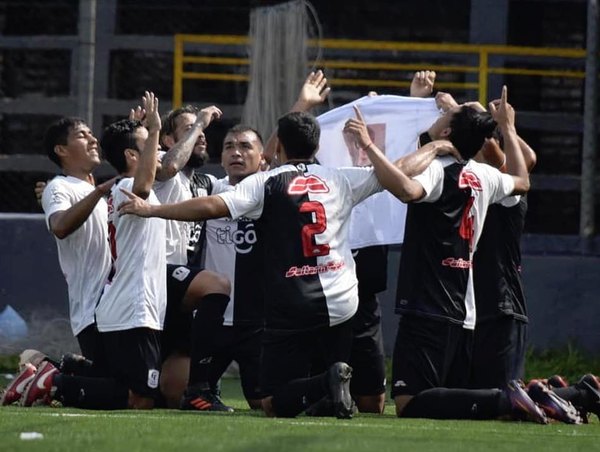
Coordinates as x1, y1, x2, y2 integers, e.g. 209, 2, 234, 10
299, 201, 330, 257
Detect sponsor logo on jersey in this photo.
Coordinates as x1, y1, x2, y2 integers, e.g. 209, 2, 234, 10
147, 369, 159, 389
441, 257, 472, 269
216, 222, 257, 254
287, 175, 330, 195
172, 266, 191, 281
285, 260, 345, 278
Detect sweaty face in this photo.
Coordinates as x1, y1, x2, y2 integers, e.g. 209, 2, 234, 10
428, 105, 462, 140
63, 123, 100, 171
172, 112, 207, 167
221, 131, 263, 184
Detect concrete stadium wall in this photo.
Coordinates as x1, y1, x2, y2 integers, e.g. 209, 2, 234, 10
1, 216, 599, 355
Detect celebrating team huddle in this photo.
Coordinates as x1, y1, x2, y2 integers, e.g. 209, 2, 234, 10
2, 71, 599, 424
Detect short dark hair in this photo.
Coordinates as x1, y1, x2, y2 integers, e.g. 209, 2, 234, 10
224, 124, 264, 146
43, 117, 87, 168
161, 105, 198, 140
101, 119, 143, 173
277, 112, 320, 160
448, 106, 497, 160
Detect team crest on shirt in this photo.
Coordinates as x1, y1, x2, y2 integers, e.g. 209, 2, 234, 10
287, 175, 330, 195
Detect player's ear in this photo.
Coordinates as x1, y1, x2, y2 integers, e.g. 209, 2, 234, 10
54, 144, 68, 159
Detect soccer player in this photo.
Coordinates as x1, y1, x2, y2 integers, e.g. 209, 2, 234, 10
117, 111, 385, 418
200, 124, 266, 410
37, 118, 113, 366
151, 104, 232, 410
343, 87, 559, 423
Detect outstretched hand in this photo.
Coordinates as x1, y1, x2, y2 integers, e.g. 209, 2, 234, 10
96, 177, 117, 195
429, 140, 462, 161
129, 105, 146, 124
410, 70, 436, 98
343, 105, 372, 150
118, 188, 152, 217
489, 85, 515, 130
142, 91, 161, 134
296, 70, 331, 110
34, 181, 47, 205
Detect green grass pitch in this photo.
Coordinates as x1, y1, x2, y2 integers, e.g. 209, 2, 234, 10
2, 378, 599, 452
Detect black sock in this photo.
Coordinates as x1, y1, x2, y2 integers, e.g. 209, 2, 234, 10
53, 374, 129, 410
188, 293, 230, 388
271, 372, 329, 418
402, 388, 503, 420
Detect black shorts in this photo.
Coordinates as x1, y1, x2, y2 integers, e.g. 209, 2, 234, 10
76, 323, 109, 376
470, 317, 527, 389
208, 325, 263, 401
349, 291, 386, 396
261, 320, 353, 397
161, 264, 204, 360
391, 315, 473, 398
102, 327, 162, 399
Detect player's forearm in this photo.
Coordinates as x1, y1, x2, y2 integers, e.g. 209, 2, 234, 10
517, 135, 537, 172
364, 143, 422, 202
49, 188, 106, 239
156, 123, 204, 181
503, 125, 530, 194
133, 130, 159, 199
395, 142, 440, 178
147, 195, 229, 222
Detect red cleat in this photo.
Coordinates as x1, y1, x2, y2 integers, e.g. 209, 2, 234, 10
20, 361, 58, 407
0, 363, 36, 405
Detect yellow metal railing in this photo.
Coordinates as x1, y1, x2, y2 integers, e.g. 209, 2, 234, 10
173, 34, 586, 108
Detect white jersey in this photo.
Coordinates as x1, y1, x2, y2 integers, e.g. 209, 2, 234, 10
218, 163, 382, 331
153, 170, 192, 265
41, 176, 112, 336
203, 178, 262, 326
96, 177, 167, 332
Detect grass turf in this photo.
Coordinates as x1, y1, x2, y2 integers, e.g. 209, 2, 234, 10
2, 378, 599, 452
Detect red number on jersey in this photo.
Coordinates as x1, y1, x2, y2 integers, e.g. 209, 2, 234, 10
299, 201, 330, 257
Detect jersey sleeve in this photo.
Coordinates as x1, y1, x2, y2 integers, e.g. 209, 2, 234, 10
477, 164, 516, 204
412, 159, 445, 203
217, 172, 266, 220
339, 167, 383, 206
41, 178, 73, 228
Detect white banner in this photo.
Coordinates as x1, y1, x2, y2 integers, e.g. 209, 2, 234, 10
316, 95, 441, 248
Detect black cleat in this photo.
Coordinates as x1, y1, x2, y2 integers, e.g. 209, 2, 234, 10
180, 384, 234, 412
60, 353, 94, 376
547, 375, 569, 389
574, 374, 600, 422
527, 380, 582, 424
506, 379, 548, 424
327, 362, 353, 419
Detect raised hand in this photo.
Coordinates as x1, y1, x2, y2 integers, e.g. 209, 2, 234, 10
435, 92, 458, 112
488, 86, 515, 130
343, 105, 372, 150
462, 101, 487, 113
429, 140, 461, 161
128, 105, 146, 124
410, 70, 436, 98
196, 105, 223, 130
118, 188, 152, 217
295, 70, 331, 111
34, 181, 47, 205
142, 91, 161, 134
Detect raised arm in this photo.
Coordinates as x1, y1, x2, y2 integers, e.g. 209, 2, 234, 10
118, 188, 230, 222
155, 105, 222, 181
264, 70, 331, 165
410, 70, 436, 98
132, 91, 160, 199
47, 178, 116, 239
489, 86, 529, 195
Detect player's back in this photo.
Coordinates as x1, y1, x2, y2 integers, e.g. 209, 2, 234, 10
257, 162, 380, 331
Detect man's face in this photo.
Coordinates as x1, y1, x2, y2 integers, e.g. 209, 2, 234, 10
428, 105, 462, 140
62, 123, 100, 171
221, 131, 263, 184
172, 112, 207, 166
